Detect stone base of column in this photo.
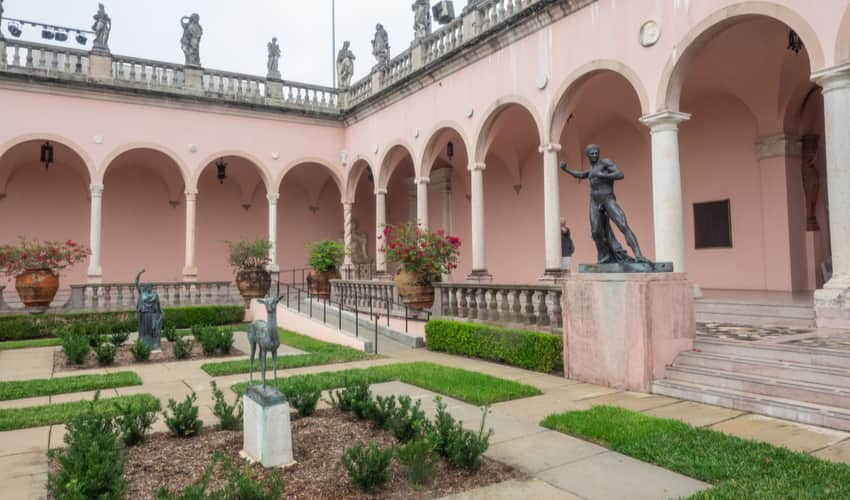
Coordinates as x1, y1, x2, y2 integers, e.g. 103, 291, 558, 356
539, 268, 568, 283
465, 270, 493, 283
562, 272, 695, 393
182, 269, 198, 282
86, 269, 103, 284
815, 276, 850, 328
373, 272, 393, 282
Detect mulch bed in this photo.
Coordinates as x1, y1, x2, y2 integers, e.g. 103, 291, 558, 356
118, 408, 523, 499
54, 340, 244, 372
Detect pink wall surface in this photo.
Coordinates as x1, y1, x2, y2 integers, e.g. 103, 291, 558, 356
1, 0, 846, 292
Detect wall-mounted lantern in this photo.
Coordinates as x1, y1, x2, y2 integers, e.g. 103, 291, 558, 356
216, 157, 227, 184
40, 141, 54, 170
447, 141, 454, 161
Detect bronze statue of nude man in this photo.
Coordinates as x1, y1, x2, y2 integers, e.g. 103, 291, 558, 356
560, 145, 647, 264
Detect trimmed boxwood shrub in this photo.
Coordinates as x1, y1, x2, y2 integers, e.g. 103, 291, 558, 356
425, 320, 563, 373
0, 305, 244, 342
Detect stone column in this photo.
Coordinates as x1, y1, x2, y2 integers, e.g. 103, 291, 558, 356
640, 111, 691, 273
87, 184, 104, 283
416, 176, 430, 228
540, 143, 562, 279
182, 190, 198, 281
343, 202, 354, 268
375, 188, 388, 276
467, 162, 491, 281
267, 193, 280, 273
813, 63, 850, 327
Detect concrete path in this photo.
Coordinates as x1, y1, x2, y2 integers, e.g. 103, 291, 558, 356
6, 337, 850, 498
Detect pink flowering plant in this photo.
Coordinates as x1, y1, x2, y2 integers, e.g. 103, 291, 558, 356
0, 237, 91, 277
381, 222, 461, 284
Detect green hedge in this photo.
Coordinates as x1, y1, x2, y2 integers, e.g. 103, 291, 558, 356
0, 305, 245, 342
425, 319, 563, 373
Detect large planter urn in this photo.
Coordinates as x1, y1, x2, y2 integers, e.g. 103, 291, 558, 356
235, 267, 271, 306
394, 270, 434, 310
15, 268, 59, 308
308, 269, 340, 300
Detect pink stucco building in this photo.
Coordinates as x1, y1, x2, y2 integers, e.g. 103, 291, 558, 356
2, 0, 850, 325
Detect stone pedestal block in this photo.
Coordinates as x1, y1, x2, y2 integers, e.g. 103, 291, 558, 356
184, 67, 204, 92
89, 53, 113, 81
562, 272, 695, 392
266, 79, 283, 100
242, 387, 294, 468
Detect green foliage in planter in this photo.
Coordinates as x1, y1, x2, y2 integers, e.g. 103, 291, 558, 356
396, 437, 438, 486
286, 378, 321, 417
95, 342, 117, 366
130, 340, 152, 362
163, 392, 203, 438
47, 394, 126, 500
61, 332, 90, 365
341, 441, 394, 492
173, 336, 193, 360
0, 306, 244, 342
306, 240, 344, 272
211, 381, 242, 431
156, 450, 282, 500
224, 238, 272, 273
425, 319, 563, 373
114, 397, 160, 446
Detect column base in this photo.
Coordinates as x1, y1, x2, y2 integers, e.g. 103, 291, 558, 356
373, 272, 392, 281
815, 275, 850, 328
182, 266, 198, 282
465, 270, 493, 282
539, 268, 568, 283
86, 268, 103, 284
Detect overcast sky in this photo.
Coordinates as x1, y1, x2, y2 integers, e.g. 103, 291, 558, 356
3, 0, 471, 87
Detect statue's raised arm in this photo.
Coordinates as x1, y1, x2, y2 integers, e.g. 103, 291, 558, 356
560, 161, 589, 179
135, 269, 145, 294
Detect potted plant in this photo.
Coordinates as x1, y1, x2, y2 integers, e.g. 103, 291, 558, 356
0, 237, 91, 308
306, 240, 344, 300
224, 238, 272, 306
382, 222, 461, 309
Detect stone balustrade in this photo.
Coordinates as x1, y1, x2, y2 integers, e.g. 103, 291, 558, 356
433, 282, 563, 334
63, 281, 238, 312
330, 279, 407, 316
0, 0, 559, 115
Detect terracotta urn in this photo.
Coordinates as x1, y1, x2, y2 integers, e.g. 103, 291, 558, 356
15, 268, 60, 308
308, 269, 340, 300
235, 267, 271, 306
394, 269, 434, 310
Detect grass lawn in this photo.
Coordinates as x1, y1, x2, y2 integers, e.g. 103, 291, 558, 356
0, 372, 143, 401
232, 361, 541, 406
541, 406, 850, 499
0, 338, 63, 351
202, 328, 376, 376
0, 393, 159, 431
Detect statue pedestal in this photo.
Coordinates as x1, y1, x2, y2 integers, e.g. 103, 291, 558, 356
266, 79, 283, 100
562, 272, 695, 392
241, 386, 295, 468
89, 53, 113, 81
183, 67, 204, 92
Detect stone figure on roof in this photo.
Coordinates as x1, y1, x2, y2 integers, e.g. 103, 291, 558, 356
372, 23, 390, 70
337, 41, 355, 88
92, 3, 112, 53
267, 37, 281, 79
412, 0, 432, 41
180, 13, 203, 67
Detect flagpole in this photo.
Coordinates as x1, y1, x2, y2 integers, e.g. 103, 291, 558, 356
331, 0, 336, 88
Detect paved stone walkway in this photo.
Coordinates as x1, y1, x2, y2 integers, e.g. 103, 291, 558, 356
4, 335, 850, 498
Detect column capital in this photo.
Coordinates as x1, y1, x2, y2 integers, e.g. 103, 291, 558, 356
538, 143, 562, 154
640, 111, 691, 131
468, 162, 486, 172
812, 63, 850, 93
89, 184, 104, 196
375, 188, 388, 196
414, 176, 430, 185
342, 201, 354, 210
267, 193, 280, 203
754, 133, 802, 160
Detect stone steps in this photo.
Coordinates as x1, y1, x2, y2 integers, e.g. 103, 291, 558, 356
695, 337, 850, 369
696, 300, 814, 328
675, 351, 850, 387
651, 379, 850, 431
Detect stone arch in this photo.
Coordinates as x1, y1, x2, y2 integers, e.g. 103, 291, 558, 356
274, 157, 344, 196
344, 156, 374, 203
0, 133, 96, 185
418, 121, 471, 179
548, 60, 650, 143
376, 140, 416, 192
836, 4, 850, 64
657, 1, 826, 112
191, 150, 273, 193
472, 95, 546, 163
97, 142, 190, 188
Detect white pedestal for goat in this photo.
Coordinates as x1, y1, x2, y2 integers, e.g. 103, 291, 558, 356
241, 386, 295, 468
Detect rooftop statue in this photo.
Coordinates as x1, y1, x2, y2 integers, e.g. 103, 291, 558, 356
412, 0, 432, 41
180, 13, 203, 67
267, 37, 281, 80
0, 1, 5, 39
560, 145, 648, 265
91, 3, 112, 54
337, 40, 355, 88
372, 23, 390, 70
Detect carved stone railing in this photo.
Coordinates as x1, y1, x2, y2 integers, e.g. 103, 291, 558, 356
347, 75, 373, 107
433, 282, 563, 334
330, 279, 405, 316
63, 281, 238, 311
384, 49, 414, 86
112, 55, 183, 89
203, 68, 267, 101
422, 17, 464, 64
2, 40, 89, 78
